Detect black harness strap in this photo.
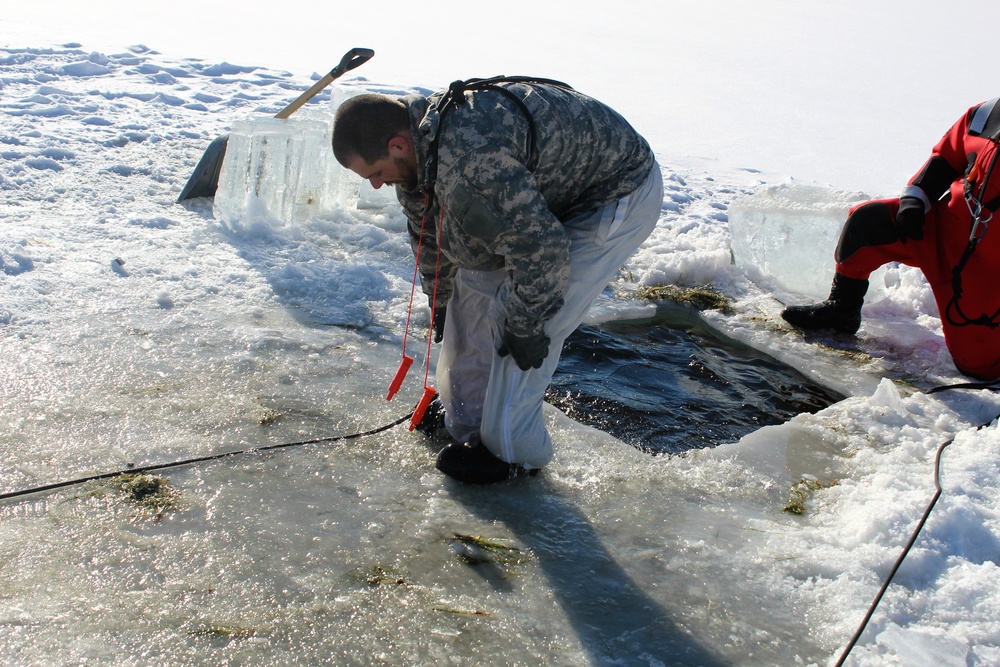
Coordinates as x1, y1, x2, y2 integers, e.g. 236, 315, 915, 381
420, 75, 573, 202
945, 235, 1000, 328
945, 98, 1000, 328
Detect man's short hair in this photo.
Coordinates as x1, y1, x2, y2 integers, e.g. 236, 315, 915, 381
332, 93, 409, 167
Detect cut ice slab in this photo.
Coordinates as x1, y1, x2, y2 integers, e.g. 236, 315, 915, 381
213, 111, 395, 226
729, 184, 880, 301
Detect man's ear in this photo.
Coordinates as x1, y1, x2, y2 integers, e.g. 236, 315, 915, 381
387, 134, 409, 156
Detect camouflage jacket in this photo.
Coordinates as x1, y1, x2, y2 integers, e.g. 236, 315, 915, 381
395, 80, 654, 338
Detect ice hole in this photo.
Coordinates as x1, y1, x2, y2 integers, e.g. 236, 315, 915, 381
549, 310, 844, 454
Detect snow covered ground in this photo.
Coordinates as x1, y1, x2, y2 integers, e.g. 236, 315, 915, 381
3, 2, 1000, 666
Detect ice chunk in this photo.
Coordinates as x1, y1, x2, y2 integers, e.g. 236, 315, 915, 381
214, 85, 396, 225
292, 110, 357, 219
214, 116, 314, 224
729, 184, 869, 300
875, 622, 969, 667
870, 377, 906, 415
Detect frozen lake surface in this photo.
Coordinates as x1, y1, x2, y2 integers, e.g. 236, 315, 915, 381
4, 39, 1000, 667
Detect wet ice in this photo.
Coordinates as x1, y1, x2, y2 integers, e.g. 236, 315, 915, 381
3, 26, 1000, 667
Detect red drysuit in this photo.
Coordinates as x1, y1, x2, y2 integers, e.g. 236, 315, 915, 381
833, 97, 1000, 380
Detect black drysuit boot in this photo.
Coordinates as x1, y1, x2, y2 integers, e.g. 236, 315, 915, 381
781, 274, 869, 335
436, 435, 539, 485
413, 396, 449, 440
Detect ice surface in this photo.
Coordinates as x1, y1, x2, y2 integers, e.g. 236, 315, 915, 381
729, 184, 872, 300
7, 38, 1000, 667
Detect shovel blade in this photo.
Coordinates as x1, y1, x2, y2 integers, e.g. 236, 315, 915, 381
177, 134, 229, 202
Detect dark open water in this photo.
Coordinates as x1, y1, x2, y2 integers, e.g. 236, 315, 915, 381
549, 309, 843, 455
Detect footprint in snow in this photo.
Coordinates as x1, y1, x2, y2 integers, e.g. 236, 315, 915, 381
1, 248, 34, 276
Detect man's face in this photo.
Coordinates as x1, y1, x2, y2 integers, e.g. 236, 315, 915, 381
347, 155, 418, 190
346, 135, 418, 190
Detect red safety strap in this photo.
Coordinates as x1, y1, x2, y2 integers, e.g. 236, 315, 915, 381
385, 194, 443, 431
408, 202, 446, 430
385, 197, 428, 400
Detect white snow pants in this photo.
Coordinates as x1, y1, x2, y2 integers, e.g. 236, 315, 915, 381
435, 163, 664, 469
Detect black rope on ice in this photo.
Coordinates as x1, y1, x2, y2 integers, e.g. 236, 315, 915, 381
835, 383, 1000, 666
833, 435, 951, 667
0, 410, 414, 503
927, 379, 1000, 394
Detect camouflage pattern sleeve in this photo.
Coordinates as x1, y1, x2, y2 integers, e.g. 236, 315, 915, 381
440, 150, 569, 338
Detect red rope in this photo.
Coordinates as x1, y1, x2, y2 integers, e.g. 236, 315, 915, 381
386, 194, 432, 401
402, 195, 433, 360
407, 202, 445, 430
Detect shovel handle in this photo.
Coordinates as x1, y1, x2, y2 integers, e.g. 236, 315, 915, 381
330, 47, 375, 78
274, 47, 375, 119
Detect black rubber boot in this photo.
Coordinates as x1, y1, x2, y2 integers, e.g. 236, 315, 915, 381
413, 397, 449, 440
435, 436, 539, 484
781, 274, 868, 335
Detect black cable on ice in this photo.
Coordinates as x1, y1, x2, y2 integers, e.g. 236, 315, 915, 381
835, 382, 1000, 666
0, 410, 414, 503
833, 434, 951, 667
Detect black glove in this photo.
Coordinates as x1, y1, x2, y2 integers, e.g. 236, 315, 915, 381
432, 305, 447, 343
896, 196, 926, 243
497, 326, 550, 371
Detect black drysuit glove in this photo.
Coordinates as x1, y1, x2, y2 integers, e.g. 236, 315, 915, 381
896, 196, 926, 243
497, 326, 550, 371
432, 305, 447, 343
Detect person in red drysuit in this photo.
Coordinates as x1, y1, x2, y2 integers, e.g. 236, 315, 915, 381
782, 96, 1000, 381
